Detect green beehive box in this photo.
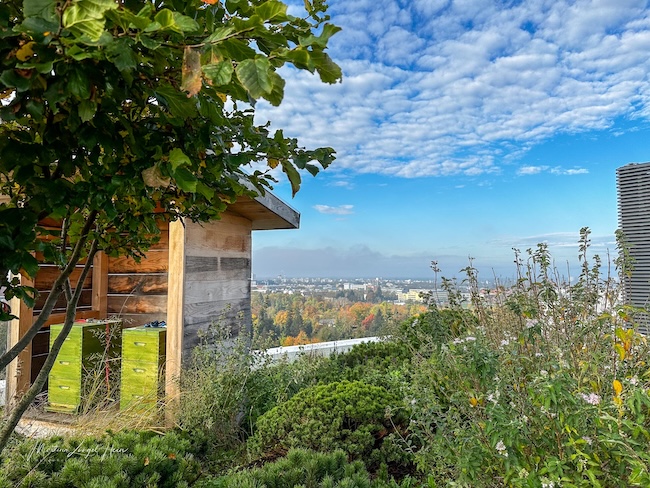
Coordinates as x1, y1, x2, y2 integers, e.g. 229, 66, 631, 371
47, 320, 122, 414
120, 326, 166, 411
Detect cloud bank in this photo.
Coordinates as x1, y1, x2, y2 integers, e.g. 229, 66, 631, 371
257, 0, 650, 178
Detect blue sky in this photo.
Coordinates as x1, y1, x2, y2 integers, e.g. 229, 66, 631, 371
251, 0, 650, 280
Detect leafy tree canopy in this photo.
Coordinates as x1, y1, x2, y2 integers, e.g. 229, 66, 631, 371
0, 0, 341, 320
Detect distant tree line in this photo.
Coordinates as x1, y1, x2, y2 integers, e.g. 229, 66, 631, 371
251, 292, 425, 347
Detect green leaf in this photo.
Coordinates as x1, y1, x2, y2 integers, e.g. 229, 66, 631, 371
236, 57, 273, 99
310, 50, 342, 84
197, 182, 215, 200
169, 148, 191, 171
281, 160, 301, 197
62, 0, 118, 41
219, 39, 257, 61
106, 38, 137, 71
154, 85, 198, 120
0, 235, 15, 250
299, 23, 341, 48
153, 9, 174, 29
0, 70, 32, 92
255, 1, 288, 21
68, 67, 91, 99
173, 167, 198, 193
16, 17, 59, 37
172, 12, 199, 33
202, 61, 234, 86
23, 0, 57, 23
283, 47, 312, 71
78, 100, 96, 122
204, 26, 235, 43
262, 70, 284, 107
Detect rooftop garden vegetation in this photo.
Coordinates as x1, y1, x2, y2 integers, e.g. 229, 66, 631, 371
2, 229, 649, 486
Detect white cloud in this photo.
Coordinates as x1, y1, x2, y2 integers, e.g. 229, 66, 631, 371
517, 165, 589, 175
256, 0, 650, 179
313, 204, 354, 215
328, 180, 355, 189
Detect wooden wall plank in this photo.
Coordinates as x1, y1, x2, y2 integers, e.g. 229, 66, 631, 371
184, 214, 251, 257
35, 289, 93, 312
107, 274, 168, 295
183, 279, 249, 304
34, 266, 93, 292
107, 295, 167, 315
108, 251, 169, 273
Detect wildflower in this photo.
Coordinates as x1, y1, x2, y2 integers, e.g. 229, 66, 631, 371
465, 336, 477, 342
540, 369, 548, 377
541, 479, 555, 488
629, 376, 639, 386
500, 339, 510, 347
582, 436, 593, 445
580, 392, 601, 405
452, 338, 464, 345
495, 440, 508, 457
525, 319, 537, 329
518, 468, 529, 479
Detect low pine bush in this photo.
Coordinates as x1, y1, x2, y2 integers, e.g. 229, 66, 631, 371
0, 430, 201, 487
249, 380, 408, 466
197, 448, 419, 488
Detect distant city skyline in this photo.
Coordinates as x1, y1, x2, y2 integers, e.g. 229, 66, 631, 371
251, 0, 650, 281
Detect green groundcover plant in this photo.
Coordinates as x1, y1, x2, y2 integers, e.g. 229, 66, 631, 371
0, 430, 201, 487
196, 448, 420, 488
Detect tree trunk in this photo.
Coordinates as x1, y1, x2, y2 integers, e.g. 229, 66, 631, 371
0, 241, 98, 456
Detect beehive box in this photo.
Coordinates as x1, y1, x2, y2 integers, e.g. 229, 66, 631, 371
120, 326, 166, 411
47, 320, 122, 414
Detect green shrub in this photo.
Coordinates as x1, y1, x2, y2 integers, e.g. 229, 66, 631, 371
397, 308, 474, 352
244, 340, 413, 432
249, 380, 408, 466
0, 430, 201, 487
196, 448, 419, 488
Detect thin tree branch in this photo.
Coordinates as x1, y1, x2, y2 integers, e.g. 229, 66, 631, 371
0, 211, 98, 373
0, 239, 99, 455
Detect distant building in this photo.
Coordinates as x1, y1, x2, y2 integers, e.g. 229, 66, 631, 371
617, 162, 650, 329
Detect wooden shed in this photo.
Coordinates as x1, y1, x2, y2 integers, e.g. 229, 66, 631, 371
4, 190, 299, 408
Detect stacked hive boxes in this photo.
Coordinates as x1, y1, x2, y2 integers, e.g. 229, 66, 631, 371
120, 326, 167, 411
47, 320, 122, 414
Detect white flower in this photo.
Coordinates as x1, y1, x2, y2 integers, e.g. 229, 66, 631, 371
500, 339, 510, 347
525, 319, 538, 329
465, 336, 477, 342
495, 440, 508, 457
518, 468, 529, 479
582, 436, 593, 445
452, 338, 464, 345
580, 392, 601, 405
541, 480, 555, 488
629, 376, 639, 386
540, 370, 548, 377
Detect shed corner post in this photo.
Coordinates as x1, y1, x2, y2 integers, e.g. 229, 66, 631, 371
165, 219, 185, 426
5, 274, 34, 414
